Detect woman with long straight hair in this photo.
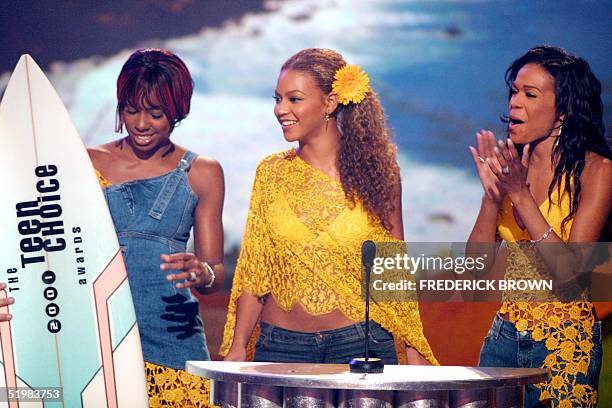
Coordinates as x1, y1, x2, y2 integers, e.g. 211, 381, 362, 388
469, 45, 610, 407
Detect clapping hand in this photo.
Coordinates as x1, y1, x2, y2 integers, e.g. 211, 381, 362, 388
487, 138, 531, 198
469, 130, 505, 205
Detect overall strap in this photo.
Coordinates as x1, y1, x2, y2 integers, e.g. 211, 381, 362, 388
178, 150, 197, 171
149, 151, 197, 220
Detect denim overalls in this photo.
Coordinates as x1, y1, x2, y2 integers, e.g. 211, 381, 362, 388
104, 150, 210, 369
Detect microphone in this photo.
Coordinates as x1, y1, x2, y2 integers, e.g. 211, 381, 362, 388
362, 239, 376, 268
350, 240, 384, 373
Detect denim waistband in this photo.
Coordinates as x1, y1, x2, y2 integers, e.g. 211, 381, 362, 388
259, 320, 373, 340
489, 312, 601, 341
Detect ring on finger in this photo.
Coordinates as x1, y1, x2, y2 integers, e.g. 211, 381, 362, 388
502, 165, 510, 175
188, 271, 197, 282
478, 156, 485, 163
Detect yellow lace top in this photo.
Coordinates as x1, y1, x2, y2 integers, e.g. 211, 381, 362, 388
497, 185, 598, 406
95, 170, 112, 187
220, 150, 438, 365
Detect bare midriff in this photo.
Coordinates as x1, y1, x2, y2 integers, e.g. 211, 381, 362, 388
260, 296, 355, 332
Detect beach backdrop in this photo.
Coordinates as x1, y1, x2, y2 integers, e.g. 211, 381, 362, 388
2, 0, 610, 397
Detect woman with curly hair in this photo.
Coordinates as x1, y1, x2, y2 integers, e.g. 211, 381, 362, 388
221, 48, 437, 366
468, 45, 610, 407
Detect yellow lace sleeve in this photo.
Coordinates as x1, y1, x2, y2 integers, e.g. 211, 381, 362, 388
219, 162, 274, 356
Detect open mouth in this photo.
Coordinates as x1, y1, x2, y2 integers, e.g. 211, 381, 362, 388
509, 118, 524, 126
134, 134, 153, 143
280, 120, 297, 128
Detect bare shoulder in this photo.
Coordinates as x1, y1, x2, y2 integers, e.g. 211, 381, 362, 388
191, 155, 224, 178
580, 151, 612, 197
584, 151, 611, 167
87, 141, 118, 169
189, 155, 225, 198
583, 152, 611, 183
86, 145, 109, 160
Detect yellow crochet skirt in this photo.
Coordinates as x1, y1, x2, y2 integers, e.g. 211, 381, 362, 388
145, 361, 218, 407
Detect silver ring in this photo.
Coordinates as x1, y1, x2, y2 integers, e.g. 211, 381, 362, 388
478, 156, 485, 163
502, 165, 510, 174
188, 271, 197, 282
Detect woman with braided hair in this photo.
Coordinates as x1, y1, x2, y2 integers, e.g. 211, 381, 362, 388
221, 48, 437, 365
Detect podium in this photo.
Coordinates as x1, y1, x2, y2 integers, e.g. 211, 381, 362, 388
186, 361, 548, 408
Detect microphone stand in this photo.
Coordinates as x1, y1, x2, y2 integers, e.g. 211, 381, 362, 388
350, 240, 384, 373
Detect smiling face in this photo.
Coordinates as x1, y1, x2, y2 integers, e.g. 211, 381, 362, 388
115, 49, 193, 137
507, 63, 562, 144
121, 94, 172, 152
274, 69, 332, 143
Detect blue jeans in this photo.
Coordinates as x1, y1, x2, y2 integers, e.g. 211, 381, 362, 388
254, 321, 398, 364
479, 313, 602, 407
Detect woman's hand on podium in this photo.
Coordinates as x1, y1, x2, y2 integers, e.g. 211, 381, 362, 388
406, 347, 431, 365
224, 346, 247, 362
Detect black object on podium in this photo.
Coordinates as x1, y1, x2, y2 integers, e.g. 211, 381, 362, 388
350, 240, 384, 374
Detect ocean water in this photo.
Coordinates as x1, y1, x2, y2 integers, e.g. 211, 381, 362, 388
1, 0, 609, 245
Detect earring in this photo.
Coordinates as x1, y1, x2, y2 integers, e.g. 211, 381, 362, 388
325, 113, 330, 122
554, 123, 563, 149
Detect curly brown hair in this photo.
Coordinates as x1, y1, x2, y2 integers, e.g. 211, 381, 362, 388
282, 48, 401, 230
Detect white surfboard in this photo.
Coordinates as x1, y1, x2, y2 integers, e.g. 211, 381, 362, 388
0, 55, 148, 407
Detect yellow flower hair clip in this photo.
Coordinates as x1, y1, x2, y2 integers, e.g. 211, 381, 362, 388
332, 64, 370, 105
